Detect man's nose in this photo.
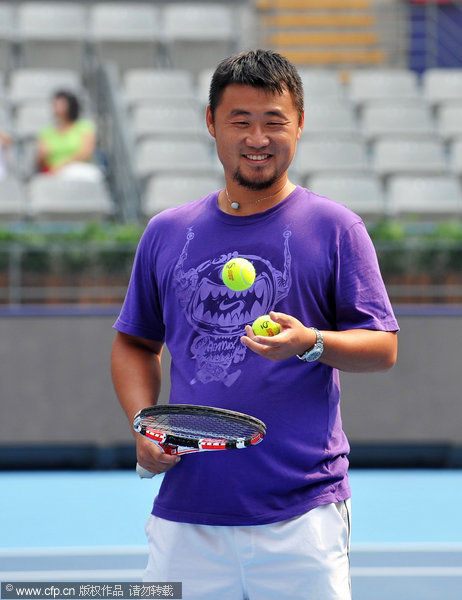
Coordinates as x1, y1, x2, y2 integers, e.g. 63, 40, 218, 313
245, 125, 270, 148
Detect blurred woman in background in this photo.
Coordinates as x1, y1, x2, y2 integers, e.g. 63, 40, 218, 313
37, 90, 100, 180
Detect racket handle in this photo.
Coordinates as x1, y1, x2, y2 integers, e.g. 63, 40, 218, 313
136, 463, 155, 479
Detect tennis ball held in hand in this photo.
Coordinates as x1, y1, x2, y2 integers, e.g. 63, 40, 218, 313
221, 257, 256, 291
252, 315, 281, 337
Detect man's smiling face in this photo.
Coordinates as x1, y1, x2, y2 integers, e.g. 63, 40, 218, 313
206, 83, 304, 192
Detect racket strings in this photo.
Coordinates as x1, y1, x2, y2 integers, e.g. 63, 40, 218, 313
143, 414, 260, 441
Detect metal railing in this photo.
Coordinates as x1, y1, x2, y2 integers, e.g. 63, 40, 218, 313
0, 242, 136, 305
87, 60, 142, 222
1, 240, 462, 306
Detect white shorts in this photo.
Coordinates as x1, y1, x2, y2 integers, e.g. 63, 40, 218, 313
143, 500, 351, 600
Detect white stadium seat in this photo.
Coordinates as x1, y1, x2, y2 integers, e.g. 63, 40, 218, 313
18, 2, 87, 70
0, 3, 15, 71
361, 101, 435, 141
307, 174, 386, 220
347, 69, 420, 107
136, 139, 218, 180
0, 177, 26, 221
436, 103, 462, 142
298, 69, 345, 102
449, 139, 462, 176
197, 69, 215, 109
295, 138, 370, 179
373, 139, 448, 178
28, 175, 114, 221
0, 105, 12, 133
123, 69, 197, 108
163, 3, 236, 73
131, 105, 205, 142
8, 69, 82, 106
90, 3, 161, 73
15, 103, 52, 140
387, 175, 462, 219
423, 68, 462, 108
143, 174, 224, 216
303, 101, 359, 139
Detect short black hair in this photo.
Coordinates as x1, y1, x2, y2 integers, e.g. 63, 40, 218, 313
209, 49, 304, 122
53, 89, 80, 122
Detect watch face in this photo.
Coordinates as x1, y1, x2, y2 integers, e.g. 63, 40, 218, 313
309, 349, 322, 361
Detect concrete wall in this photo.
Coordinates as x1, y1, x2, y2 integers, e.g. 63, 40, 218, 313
1, 308, 461, 450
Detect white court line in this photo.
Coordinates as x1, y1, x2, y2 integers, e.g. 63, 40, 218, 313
0, 569, 143, 580
3, 567, 462, 581
3, 543, 462, 558
0, 546, 148, 558
352, 542, 462, 552
352, 567, 462, 577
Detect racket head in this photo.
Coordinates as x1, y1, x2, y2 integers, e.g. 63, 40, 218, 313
133, 404, 266, 454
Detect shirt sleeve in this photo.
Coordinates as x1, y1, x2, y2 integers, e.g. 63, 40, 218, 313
78, 120, 96, 135
334, 221, 399, 332
113, 225, 166, 342
38, 126, 52, 143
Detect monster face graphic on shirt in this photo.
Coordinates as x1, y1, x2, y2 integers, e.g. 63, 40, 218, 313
173, 227, 292, 386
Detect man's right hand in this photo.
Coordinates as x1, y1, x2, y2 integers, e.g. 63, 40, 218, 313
136, 435, 181, 476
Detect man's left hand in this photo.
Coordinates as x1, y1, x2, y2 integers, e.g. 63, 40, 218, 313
241, 311, 316, 361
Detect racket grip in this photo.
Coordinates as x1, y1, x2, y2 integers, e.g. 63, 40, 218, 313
136, 463, 155, 479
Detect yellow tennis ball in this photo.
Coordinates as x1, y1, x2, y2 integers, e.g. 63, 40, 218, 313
221, 258, 256, 292
252, 315, 280, 337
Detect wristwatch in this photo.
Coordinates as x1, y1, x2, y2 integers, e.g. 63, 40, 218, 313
297, 327, 324, 362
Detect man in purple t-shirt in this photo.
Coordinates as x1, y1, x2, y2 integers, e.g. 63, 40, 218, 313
112, 50, 398, 600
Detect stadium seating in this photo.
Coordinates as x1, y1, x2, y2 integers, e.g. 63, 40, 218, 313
295, 138, 370, 181
1, 3, 462, 224
131, 105, 205, 143
307, 174, 386, 220
143, 174, 224, 217
449, 139, 462, 177
89, 3, 161, 74
163, 3, 236, 73
0, 105, 11, 133
303, 101, 359, 139
0, 176, 26, 221
347, 69, 421, 108
373, 139, 448, 178
197, 69, 215, 109
436, 103, 462, 143
387, 175, 462, 219
123, 69, 197, 109
17, 2, 87, 70
28, 174, 114, 221
423, 68, 462, 108
8, 69, 83, 106
0, 3, 14, 72
360, 101, 435, 142
135, 139, 219, 182
298, 69, 345, 102
15, 103, 51, 141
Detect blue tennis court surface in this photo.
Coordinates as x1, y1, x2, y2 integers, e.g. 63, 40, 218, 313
1, 470, 462, 599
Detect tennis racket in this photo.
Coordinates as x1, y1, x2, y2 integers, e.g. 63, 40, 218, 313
133, 404, 267, 478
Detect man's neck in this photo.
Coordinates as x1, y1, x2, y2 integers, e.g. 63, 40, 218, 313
218, 180, 296, 216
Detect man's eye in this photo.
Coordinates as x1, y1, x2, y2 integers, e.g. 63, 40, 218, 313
233, 121, 249, 126
268, 122, 285, 127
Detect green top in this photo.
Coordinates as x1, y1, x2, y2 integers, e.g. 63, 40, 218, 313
39, 120, 95, 169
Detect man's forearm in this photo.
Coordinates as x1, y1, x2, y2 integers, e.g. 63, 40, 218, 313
111, 332, 181, 475
320, 329, 397, 373
111, 332, 163, 431
242, 312, 397, 373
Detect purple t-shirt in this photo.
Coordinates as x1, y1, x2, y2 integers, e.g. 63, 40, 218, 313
114, 186, 398, 526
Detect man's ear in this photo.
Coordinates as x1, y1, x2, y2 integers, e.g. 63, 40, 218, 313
297, 109, 305, 140
206, 106, 215, 138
